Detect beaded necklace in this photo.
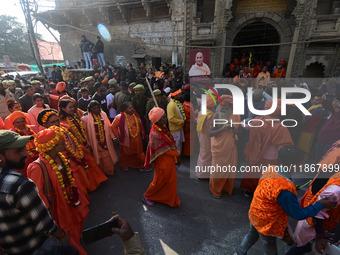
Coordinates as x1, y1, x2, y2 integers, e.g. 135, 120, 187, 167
15, 125, 38, 157
66, 115, 87, 144
173, 99, 186, 120
93, 113, 107, 148
124, 112, 139, 139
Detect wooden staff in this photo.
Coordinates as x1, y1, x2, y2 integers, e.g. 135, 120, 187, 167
145, 77, 159, 107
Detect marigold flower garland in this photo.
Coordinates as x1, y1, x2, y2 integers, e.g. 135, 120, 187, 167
124, 112, 139, 138
35, 126, 80, 206
15, 125, 38, 157
41, 110, 58, 124
93, 114, 106, 146
66, 115, 87, 144
173, 99, 186, 120
52, 126, 84, 161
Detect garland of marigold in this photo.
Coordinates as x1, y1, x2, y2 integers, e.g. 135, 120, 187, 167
173, 99, 186, 120
52, 126, 84, 161
15, 125, 38, 157
66, 115, 87, 144
41, 152, 76, 204
93, 114, 105, 144
41, 111, 58, 124
124, 112, 139, 138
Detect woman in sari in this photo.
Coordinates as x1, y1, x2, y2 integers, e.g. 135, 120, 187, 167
8, 111, 38, 177
209, 95, 240, 198
37, 109, 90, 199
59, 98, 108, 191
27, 128, 89, 255
112, 101, 147, 171
82, 100, 118, 176
143, 107, 180, 207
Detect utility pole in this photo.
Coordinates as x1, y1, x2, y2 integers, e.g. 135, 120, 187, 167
20, 0, 44, 73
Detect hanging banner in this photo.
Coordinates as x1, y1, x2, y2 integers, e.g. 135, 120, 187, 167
37, 40, 64, 61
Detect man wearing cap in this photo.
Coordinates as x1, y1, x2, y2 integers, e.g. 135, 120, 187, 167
85, 76, 96, 96
0, 81, 10, 120
106, 78, 118, 121
31, 80, 43, 94
167, 89, 185, 162
113, 81, 130, 113
0, 130, 70, 255
132, 84, 148, 128
92, 82, 108, 115
5, 80, 23, 102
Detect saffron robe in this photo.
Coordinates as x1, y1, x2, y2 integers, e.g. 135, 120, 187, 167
82, 111, 118, 175
60, 118, 108, 191
27, 156, 89, 255
111, 113, 145, 168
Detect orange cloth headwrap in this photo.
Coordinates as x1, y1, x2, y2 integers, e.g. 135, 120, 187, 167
56, 82, 66, 93
265, 99, 281, 116
8, 111, 27, 124
220, 95, 233, 104
171, 89, 182, 97
149, 107, 165, 123
35, 127, 65, 153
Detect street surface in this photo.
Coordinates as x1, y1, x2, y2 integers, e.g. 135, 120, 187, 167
83, 157, 311, 255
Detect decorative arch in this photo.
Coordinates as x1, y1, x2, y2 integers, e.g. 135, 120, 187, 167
224, 12, 294, 64
303, 62, 325, 77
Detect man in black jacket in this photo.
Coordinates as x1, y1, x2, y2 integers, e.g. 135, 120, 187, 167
95, 36, 105, 67
80, 35, 94, 69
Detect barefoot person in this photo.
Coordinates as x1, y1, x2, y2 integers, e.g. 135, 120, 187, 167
142, 107, 180, 207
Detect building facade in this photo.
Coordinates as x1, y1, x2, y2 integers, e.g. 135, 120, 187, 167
38, 0, 340, 77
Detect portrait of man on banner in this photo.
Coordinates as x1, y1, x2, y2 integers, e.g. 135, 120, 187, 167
189, 49, 211, 78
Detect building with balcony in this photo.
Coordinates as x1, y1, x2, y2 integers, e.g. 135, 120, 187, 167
36, 0, 340, 77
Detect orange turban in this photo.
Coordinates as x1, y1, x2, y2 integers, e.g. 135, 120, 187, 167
102, 77, 108, 84
265, 99, 281, 116
8, 111, 27, 124
171, 89, 182, 97
279, 60, 286, 67
35, 126, 65, 153
207, 95, 216, 108
149, 107, 165, 123
56, 82, 66, 93
220, 95, 233, 104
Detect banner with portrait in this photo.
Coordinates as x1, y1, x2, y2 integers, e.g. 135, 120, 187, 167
188, 49, 211, 79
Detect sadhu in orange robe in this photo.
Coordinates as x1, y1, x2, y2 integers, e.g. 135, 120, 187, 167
61, 115, 108, 192
28, 156, 89, 255
144, 124, 181, 207
112, 111, 145, 169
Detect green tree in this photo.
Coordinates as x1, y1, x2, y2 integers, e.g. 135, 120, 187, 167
0, 15, 36, 64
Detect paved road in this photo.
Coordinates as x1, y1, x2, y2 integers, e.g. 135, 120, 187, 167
83, 158, 310, 255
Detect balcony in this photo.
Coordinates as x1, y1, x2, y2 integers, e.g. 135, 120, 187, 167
311, 14, 340, 37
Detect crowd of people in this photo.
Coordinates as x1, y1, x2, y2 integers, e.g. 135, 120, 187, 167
0, 55, 340, 255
